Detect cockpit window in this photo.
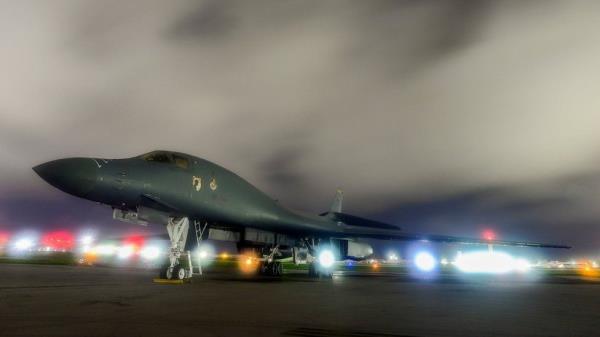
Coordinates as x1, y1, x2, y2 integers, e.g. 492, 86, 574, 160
141, 151, 189, 169
142, 152, 172, 163
172, 154, 189, 169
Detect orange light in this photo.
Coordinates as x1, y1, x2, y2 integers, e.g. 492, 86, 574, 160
579, 263, 599, 277
82, 251, 97, 265
220, 252, 229, 259
372, 263, 379, 270
238, 254, 259, 274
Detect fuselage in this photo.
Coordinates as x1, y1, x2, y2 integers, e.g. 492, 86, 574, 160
33, 151, 336, 236
32, 150, 572, 249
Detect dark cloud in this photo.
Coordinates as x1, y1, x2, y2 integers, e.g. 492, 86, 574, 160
169, 0, 237, 41
1, 1, 600, 257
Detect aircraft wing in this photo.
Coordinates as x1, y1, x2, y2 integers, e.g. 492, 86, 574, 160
340, 228, 570, 248
327, 216, 570, 249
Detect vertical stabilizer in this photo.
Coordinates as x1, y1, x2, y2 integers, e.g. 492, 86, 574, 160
330, 189, 343, 213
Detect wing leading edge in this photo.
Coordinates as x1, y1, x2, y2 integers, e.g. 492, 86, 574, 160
325, 213, 570, 249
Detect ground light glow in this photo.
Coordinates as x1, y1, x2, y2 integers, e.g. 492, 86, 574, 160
238, 254, 259, 273
95, 244, 117, 256
454, 251, 531, 274
41, 230, 74, 251
414, 252, 436, 271
195, 243, 215, 262
318, 249, 335, 268
0, 232, 10, 246
140, 246, 161, 260
80, 235, 94, 246
117, 245, 135, 259
15, 238, 34, 251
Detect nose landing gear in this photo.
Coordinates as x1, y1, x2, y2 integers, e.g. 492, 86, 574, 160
159, 217, 194, 280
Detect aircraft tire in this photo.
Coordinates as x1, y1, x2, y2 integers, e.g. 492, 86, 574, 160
171, 265, 185, 280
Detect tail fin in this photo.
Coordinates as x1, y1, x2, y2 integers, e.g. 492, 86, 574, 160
330, 189, 343, 213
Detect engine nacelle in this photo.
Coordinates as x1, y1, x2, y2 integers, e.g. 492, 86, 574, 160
347, 241, 373, 258
332, 239, 373, 259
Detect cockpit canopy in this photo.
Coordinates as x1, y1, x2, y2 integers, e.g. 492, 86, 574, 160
139, 151, 189, 169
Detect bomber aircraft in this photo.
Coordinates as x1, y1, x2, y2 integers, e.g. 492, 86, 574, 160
33, 151, 569, 280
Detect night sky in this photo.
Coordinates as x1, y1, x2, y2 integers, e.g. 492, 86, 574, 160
1, 1, 599, 258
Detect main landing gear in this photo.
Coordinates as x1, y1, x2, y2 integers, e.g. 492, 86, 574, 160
159, 217, 194, 280
257, 245, 283, 277
301, 238, 333, 279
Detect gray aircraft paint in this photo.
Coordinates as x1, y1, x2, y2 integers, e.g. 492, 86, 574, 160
33, 151, 570, 249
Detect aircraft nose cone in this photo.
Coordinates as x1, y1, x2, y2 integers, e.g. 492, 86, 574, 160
33, 158, 98, 197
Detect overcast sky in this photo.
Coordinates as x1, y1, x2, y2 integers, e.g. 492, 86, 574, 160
1, 1, 599, 257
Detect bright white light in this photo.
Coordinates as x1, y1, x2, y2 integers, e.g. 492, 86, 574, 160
117, 245, 134, 259
140, 246, 161, 260
81, 235, 94, 246
95, 244, 116, 256
415, 252, 436, 272
387, 252, 398, 261
197, 250, 208, 259
515, 258, 531, 272
318, 249, 335, 268
195, 244, 215, 261
15, 238, 34, 251
455, 251, 531, 274
440, 258, 449, 265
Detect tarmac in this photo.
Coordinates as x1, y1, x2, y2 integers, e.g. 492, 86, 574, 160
0, 263, 599, 337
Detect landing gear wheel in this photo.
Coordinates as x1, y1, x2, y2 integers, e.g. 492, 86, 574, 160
173, 265, 186, 280
258, 261, 283, 277
166, 265, 186, 280
159, 262, 169, 279
259, 262, 268, 275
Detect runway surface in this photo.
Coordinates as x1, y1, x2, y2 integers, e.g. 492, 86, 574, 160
1, 264, 599, 337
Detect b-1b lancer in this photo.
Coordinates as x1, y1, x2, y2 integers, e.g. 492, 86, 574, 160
34, 151, 569, 280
